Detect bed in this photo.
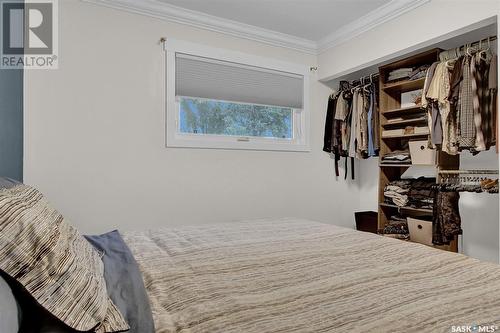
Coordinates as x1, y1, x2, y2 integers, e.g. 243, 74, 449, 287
122, 218, 500, 333
1, 179, 500, 333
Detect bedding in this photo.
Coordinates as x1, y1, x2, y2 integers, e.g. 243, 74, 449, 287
0, 183, 128, 332
123, 218, 500, 333
85, 230, 155, 333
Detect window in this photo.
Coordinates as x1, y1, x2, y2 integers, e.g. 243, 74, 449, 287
164, 40, 310, 151
179, 97, 294, 139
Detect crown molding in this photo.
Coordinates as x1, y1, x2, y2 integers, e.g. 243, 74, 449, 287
317, 0, 431, 54
82, 0, 430, 55
82, 0, 318, 54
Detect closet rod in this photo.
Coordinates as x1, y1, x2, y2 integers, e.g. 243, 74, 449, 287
348, 73, 379, 85
440, 35, 497, 54
439, 169, 499, 175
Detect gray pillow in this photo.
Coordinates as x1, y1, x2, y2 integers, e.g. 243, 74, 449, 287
0, 177, 21, 333
0, 273, 20, 333
85, 230, 155, 333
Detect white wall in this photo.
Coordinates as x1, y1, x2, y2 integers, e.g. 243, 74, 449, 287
24, 0, 364, 234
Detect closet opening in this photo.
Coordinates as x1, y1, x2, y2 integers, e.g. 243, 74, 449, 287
323, 17, 499, 263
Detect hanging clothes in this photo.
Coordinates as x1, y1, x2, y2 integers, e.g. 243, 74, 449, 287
472, 49, 493, 151
348, 89, 359, 158
426, 61, 458, 154
323, 78, 379, 180
489, 55, 498, 152
432, 189, 462, 245
422, 61, 442, 148
367, 84, 377, 157
322, 93, 338, 154
358, 89, 370, 157
458, 55, 476, 149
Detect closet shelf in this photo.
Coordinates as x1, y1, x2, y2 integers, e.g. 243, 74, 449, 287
381, 132, 430, 139
379, 203, 433, 214
382, 105, 424, 117
382, 117, 428, 128
379, 163, 413, 168
382, 77, 426, 93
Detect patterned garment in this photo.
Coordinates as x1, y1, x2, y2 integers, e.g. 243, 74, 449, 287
0, 185, 129, 332
459, 56, 476, 148
358, 90, 370, 156
472, 50, 494, 151
348, 89, 359, 157
471, 53, 486, 151
123, 218, 500, 333
432, 191, 462, 245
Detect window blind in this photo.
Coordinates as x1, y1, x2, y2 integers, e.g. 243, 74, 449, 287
175, 53, 304, 109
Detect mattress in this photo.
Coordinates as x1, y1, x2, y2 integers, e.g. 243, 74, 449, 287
122, 218, 500, 333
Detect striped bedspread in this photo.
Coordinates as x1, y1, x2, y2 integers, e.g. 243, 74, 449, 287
122, 218, 500, 333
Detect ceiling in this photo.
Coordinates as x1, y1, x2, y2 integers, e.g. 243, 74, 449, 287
85, 0, 430, 54
157, 0, 391, 41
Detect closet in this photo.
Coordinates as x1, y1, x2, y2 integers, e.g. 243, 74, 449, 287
322, 25, 499, 257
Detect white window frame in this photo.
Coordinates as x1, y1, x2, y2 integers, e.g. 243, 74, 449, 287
164, 39, 311, 152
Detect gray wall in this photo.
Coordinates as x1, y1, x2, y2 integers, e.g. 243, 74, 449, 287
0, 69, 23, 181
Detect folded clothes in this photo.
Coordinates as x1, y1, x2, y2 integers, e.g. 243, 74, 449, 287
382, 150, 411, 163
382, 128, 405, 137
390, 67, 414, 74
387, 67, 414, 82
384, 178, 435, 208
409, 70, 428, 81
381, 159, 412, 164
408, 65, 430, 80
388, 73, 410, 81
384, 191, 408, 207
383, 215, 409, 240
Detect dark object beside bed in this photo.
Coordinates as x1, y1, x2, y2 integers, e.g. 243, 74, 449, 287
354, 211, 378, 233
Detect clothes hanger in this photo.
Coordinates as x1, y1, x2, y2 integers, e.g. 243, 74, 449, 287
479, 37, 491, 60
466, 43, 477, 57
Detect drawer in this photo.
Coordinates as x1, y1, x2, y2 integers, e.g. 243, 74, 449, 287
409, 140, 436, 165
407, 217, 433, 246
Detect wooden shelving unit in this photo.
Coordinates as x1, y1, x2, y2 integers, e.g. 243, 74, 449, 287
382, 105, 423, 116
379, 203, 433, 214
382, 118, 428, 129
377, 48, 460, 252
382, 132, 430, 139
382, 77, 427, 93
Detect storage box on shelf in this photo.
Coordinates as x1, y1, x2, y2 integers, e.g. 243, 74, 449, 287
377, 48, 460, 252
407, 217, 433, 247
409, 140, 436, 165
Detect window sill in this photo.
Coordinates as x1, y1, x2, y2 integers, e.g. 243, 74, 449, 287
166, 135, 311, 152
